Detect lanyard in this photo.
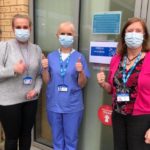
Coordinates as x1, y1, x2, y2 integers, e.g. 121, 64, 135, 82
122, 52, 141, 85
18, 42, 30, 75
59, 51, 71, 82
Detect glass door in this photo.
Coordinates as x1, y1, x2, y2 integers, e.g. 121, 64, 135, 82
143, 0, 150, 32
78, 0, 140, 150
32, 0, 80, 149
31, 0, 148, 149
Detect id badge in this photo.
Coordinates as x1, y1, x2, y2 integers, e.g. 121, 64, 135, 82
117, 93, 130, 102
23, 76, 33, 85
57, 84, 68, 92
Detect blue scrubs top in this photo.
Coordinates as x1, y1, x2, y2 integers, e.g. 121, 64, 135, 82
46, 50, 90, 113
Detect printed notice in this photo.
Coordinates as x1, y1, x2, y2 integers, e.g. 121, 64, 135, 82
89, 41, 118, 64
92, 11, 122, 34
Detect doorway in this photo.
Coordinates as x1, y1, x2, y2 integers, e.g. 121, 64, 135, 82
31, 0, 149, 150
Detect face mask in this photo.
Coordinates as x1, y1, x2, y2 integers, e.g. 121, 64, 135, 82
125, 32, 144, 49
15, 29, 30, 42
59, 35, 74, 48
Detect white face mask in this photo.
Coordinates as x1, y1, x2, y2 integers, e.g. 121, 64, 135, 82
15, 29, 30, 42
125, 32, 144, 49
58, 35, 74, 48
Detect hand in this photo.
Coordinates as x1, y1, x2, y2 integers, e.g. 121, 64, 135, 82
97, 67, 106, 86
145, 128, 150, 144
41, 53, 48, 69
26, 89, 37, 100
75, 57, 83, 72
14, 60, 26, 75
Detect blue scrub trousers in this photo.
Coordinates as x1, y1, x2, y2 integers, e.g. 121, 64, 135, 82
47, 110, 83, 150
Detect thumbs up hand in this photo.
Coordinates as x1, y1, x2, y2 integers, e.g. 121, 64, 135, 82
14, 59, 26, 75
145, 128, 150, 144
75, 57, 83, 72
97, 67, 106, 85
41, 53, 48, 69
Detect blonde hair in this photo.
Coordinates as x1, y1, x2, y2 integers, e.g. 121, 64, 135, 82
57, 21, 76, 34
12, 14, 32, 27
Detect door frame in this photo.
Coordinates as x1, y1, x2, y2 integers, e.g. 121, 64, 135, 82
135, 0, 150, 32
146, 0, 150, 32
29, 0, 148, 149
29, 0, 80, 149
134, 0, 149, 20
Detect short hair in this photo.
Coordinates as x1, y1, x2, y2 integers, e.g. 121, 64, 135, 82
12, 14, 32, 27
57, 21, 76, 34
117, 17, 150, 56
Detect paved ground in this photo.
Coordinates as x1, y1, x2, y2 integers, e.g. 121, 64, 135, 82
0, 142, 41, 150
31, 146, 41, 150
0, 146, 40, 150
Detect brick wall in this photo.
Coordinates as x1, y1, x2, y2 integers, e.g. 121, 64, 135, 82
0, 0, 29, 40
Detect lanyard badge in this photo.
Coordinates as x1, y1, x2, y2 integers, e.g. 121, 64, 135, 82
57, 51, 70, 92
57, 84, 68, 92
18, 42, 33, 85
117, 52, 141, 102
23, 76, 33, 85
117, 93, 130, 102
122, 52, 141, 85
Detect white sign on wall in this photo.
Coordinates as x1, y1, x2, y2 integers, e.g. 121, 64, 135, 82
89, 41, 118, 64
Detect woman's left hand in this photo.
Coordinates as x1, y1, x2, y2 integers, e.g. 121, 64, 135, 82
26, 90, 37, 100
75, 57, 83, 72
145, 128, 150, 144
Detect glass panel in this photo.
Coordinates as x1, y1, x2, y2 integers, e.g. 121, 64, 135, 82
34, 85, 51, 146
34, 0, 79, 147
78, 0, 136, 150
34, 0, 78, 53
34, 0, 141, 149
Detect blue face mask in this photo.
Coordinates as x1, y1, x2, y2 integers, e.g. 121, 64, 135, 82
59, 35, 74, 48
125, 32, 144, 49
15, 29, 30, 42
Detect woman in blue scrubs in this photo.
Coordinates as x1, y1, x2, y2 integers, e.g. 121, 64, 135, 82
42, 21, 90, 150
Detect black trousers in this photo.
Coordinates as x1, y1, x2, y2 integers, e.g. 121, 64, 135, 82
0, 100, 37, 150
112, 111, 150, 150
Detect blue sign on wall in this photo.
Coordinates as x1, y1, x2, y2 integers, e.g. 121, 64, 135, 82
89, 42, 118, 64
93, 11, 122, 34
91, 46, 116, 57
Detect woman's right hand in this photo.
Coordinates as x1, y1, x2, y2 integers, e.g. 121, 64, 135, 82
41, 54, 50, 83
41, 54, 48, 69
97, 67, 106, 87
145, 128, 150, 144
14, 60, 26, 75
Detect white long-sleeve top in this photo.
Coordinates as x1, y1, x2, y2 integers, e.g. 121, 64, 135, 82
0, 39, 42, 105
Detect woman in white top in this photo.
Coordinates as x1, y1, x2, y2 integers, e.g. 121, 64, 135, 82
0, 14, 42, 150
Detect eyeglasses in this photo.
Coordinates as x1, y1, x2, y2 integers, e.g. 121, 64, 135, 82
60, 32, 73, 36
15, 26, 29, 29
